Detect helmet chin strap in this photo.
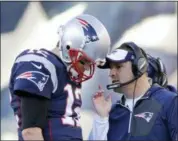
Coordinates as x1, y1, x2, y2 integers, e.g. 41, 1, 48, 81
67, 64, 84, 83
67, 65, 79, 78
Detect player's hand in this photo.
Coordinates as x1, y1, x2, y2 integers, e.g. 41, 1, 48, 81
92, 85, 112, 118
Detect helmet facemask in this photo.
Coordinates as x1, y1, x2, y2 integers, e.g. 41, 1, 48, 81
67, 48, 95, 83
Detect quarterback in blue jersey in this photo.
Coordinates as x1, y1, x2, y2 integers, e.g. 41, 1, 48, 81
9, 14, 111, 141
89, 42, 177, 141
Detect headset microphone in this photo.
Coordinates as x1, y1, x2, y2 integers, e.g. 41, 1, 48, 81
107, 74, 141, 90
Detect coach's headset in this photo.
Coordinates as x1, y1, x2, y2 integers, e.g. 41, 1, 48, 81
107, 42, 148, 90
147, 55, 168, 87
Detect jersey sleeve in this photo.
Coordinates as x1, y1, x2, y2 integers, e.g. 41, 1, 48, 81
88, 113, 109, 140
11, 52, 58, 99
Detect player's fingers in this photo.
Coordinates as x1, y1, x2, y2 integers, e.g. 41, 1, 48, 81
93, 92, 102, 99
106, 94, 112, 102
98, 85, 101, 90
98, 85, 104, 93
93, 90, 106, 99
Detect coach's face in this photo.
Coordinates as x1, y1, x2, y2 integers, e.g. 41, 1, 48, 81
109, 61, 134, 85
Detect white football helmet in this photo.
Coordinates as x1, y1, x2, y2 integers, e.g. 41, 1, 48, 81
58, 14, 111, 83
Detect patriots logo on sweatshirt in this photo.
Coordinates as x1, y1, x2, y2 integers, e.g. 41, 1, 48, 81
134, 112, 154, 122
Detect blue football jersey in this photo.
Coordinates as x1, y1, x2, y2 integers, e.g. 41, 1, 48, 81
9, 48, 83, 140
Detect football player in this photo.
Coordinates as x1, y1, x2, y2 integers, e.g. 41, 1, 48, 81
9, 14, 111, 140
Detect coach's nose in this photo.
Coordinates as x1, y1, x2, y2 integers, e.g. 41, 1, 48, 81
109, 66, 118, 79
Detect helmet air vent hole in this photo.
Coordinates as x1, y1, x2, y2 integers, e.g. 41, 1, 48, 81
66, 45, 70, 50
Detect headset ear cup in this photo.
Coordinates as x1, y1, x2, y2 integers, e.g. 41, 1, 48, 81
159, 73, 168, 87
137, 57, 148, 75
120, 42, 148, 77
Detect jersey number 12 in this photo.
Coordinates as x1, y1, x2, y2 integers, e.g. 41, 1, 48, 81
62, 84, 81, 127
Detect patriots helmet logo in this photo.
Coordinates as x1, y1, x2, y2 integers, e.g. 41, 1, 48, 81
134, 112, 154, 123
16, 71, 49, 91
77, 18, 99, 43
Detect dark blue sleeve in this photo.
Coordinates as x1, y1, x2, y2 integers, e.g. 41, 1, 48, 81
13, 61, 53, 99
166, 96, 178, 140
